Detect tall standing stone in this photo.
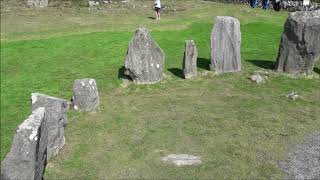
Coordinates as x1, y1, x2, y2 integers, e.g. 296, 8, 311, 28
1, 108, 48, 180
275, 10, 320, 75
124, 28, 165, 84
210, 16, 241, 74
72, 78, 99, 111
26, 0, 48, 8
31, 93, 68, 161
183, 40, 198, 79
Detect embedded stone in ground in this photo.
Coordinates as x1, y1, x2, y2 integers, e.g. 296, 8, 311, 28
183, 40, 198, 79
72, 78, 99, 111
287, 92, 299, 100
162, 154, 202, 166
31, 93, 68, 161
210, 16, 241, 73
1, 108, 47, 180
275, 10, 320, 75
26, 0, 48, 7
250, 74, 265, 84
124, 27, 165, 84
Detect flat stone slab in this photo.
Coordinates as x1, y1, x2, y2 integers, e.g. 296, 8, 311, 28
162, 154, 202, 166
72, 78, 99, 112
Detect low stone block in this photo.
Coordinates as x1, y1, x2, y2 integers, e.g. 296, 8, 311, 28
72, 78, 99, 111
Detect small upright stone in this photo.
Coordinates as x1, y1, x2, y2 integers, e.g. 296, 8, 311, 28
124, 28, 165, 84
183, 40, 198, 79
1, 108, 48, 180
72, 78, 99, 111
26, 0, 48, 7
31, 93, 68, 161
276, 10, 320, 75
210, 16, 241, 73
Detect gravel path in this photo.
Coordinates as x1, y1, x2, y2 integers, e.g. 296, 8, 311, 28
279, 133, 320, 179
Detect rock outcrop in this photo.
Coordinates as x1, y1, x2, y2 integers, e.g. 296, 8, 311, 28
72, 78, 99, 111
275, 10, 320, 75
124, 28, 165, 84
26, 0, 48, 8
210, 16, 241, 74
1, 108, 48, 180
31, 93, 68, 161
183, 40, 198, 79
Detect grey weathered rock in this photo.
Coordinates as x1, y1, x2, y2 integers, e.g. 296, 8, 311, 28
210, 16, 241, 74
72, 78, 99, 111
31, 93, 68, 161
162, 154, 202, 166
276, 10, 320, 75
1, 108, 48, 180
287, 92, 300, 100
183, 40, 198, 79
250, 74, 265, 84
26, 0, 48, 8
124, 28, 165, 84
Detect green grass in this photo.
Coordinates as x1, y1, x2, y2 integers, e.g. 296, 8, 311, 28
1, 0, 320, 179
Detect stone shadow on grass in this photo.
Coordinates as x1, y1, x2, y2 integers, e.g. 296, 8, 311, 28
168, 68, 184, 79
314, 67, 320, 75
148, 17, 156, 20
246, 59, 275, 70
197, 57, 211, 70
118, 66, 132, 80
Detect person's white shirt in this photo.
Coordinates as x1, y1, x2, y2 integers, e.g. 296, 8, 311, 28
155, 0, 161, 8
303, 0, 310, 6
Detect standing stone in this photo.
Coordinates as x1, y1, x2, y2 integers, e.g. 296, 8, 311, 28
124, 28, 165, 84
26, 0, 48, 8
210, 16, 241, 74
183, 40, 198, 79
72, 78, 99, 111
31, 93, 68, 161
1, 108, 48, 180
275, 10, 320, 75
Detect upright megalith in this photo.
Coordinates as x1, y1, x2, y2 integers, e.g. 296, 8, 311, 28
124, 28, 165, 84
72, 78, 99, 111
31, 93, 68, 161
210, 16, 241, 73
183, 40, 198, 79
1, 108, 48, 180
26, 0, 48, 8
275, 10, 320, 75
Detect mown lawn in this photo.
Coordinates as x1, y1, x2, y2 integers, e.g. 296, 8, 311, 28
1, 0, 320, 179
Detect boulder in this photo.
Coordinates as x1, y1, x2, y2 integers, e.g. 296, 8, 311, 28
162, 154, 202, 166
31, 93, 68, 161
275, 10, 320, 75
183, 40, 198, 79
250, 74, 265, 84
210, 16, 241, 74
72, 78, 99, 111
26, 0, 48, 8
124, 28, 165, 84
1, 108, 48, 180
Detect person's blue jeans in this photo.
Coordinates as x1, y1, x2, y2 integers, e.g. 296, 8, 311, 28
262, 0, 268, 9
250, 0, 257, 8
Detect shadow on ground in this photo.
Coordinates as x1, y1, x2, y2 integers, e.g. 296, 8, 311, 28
197, 57, 210, 70
246, 59, 275, 70
168, 68, 184, 78
314, 67, 320, 75
148, 17, 156, 20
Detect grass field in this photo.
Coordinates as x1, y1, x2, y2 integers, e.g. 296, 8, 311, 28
1, 0, 320, 178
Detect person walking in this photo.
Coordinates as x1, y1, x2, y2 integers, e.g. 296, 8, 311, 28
154, 0, 161, 20
249, 0, 257, 8
262, 0, 269, 10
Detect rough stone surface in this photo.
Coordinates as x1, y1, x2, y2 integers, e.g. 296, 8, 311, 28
1, 108, 47, 180
183, 40, 198, 79
72, 78, 99, 111
276, 10, 320, 75
287, 92, 300, 100
210, 16, 241, 74
124, 28, 165, 84
162, 154, 202, 166
31, 93, 68, 161
250, 74, 265, 84
279, 133, 320, 179
26, 0, 48, 7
